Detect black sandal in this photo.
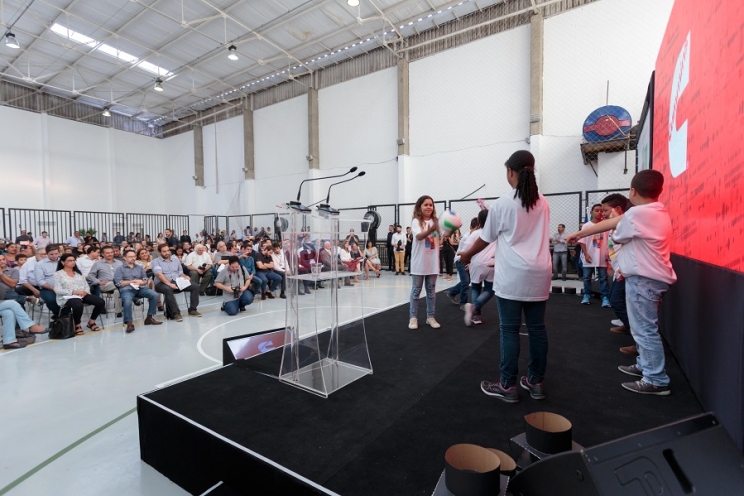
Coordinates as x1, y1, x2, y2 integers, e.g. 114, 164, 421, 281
75, 326, 85, 336
87, 322, 102, 332
3, 342, 26, 349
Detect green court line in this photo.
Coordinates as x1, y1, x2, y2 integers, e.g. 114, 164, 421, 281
0, 407, 137, 496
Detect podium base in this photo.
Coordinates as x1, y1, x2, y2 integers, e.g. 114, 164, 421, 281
279, 358, 372, 398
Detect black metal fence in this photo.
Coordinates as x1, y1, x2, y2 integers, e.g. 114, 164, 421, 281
0, 208, 5, 240
73, 211, 125, 243
125, 213, 167, 242
168, 215, 189, 238
250, 213, 276, 235
9, 208, 72, 243
226, 215, 252, 237
370, 204, 397, 232
204, 215, 229, 236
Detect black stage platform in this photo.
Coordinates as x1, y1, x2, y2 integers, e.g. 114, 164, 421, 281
138, 293, 705, 495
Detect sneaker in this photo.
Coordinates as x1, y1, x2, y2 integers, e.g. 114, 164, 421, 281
280, 293, 286, 299
519, 376, 545, 400
471, 315, 482, 325
133, 298, 142, 306
426, 317, 441, 329
174, 313, 183, 322
601, 297, 611, 308
620, 345, 639, 356
621, 380, 670, 396
408, 318, 418, 330
581, 294, 591, 305
448, 293, 460, 305
610, 325, 629, 334
188, 310, 202, 317
463, 303, 474, 327
618, 364, 643, 377
480, 380, 519, 403
611, 319, 623, 327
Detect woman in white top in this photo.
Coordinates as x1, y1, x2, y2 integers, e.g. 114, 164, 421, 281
460, 150, 551, 403
363, 240, 381, 279
408, 195, 441, 329
53, 253, 106, 335
462, 210, 497, 326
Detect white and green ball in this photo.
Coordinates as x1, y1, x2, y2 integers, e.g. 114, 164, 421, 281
441, 210, 462, 236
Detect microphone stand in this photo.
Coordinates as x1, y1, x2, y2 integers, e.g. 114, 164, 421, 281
289, 167, 358, 212
318, 172, 366, 216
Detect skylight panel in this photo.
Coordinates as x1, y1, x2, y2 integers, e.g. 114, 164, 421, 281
50, 23, 173, 78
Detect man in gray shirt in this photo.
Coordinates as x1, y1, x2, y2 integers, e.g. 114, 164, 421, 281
87, 246, 123, 316
214, 256, 254, 315
114, 250, 162, 333
551, 224, 569, 281
0, 254, 25, 305
35, 244, 62, 318
151, 244, 201, 321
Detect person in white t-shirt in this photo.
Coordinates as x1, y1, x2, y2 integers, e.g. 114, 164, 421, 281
447, 217, 479, 306
600, 193, 633, 338
408, 195, 441, 330
460, 150, 552, 404
463, 209, 497, 326
578, 204, 610, 307
567, 170, 676, 396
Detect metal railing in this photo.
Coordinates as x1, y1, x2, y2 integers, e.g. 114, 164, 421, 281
168, 215, 190, 239
8, 208, 72, 243
125, 213, 167, 243
73, 211, 125, 243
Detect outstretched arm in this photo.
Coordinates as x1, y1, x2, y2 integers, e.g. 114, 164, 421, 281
566, 217, 622, 243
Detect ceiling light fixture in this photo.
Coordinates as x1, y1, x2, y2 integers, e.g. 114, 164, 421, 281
5, 33, 20, 49
102, 108, 111, 117
227, 45, 238, 61
154, 78, 164, 92
347, 0, 359, 6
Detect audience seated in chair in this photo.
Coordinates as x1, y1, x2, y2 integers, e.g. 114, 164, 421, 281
35, 244, 63, 320
183, 244, 213, 295
0, 299, 49, 349
115, 250, 162, 333
151, 244, 201, 321
87, 246, 123, 317
54, 253, 106, 335
0, 254, 26, 306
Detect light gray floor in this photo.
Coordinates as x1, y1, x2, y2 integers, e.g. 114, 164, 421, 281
0, 273, 584, 495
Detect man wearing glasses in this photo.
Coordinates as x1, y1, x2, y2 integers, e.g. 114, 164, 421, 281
151, 244, 201, 321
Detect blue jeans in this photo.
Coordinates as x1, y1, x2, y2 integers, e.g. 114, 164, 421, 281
120, 286, 159, 323
583, 266, 609, 298
254, 271, 281, 293
448, 262, 470, 304
470, 280, 494, 316
609, 278, 629, 329
222, 290, 255, 315
552, 251, 567, 279
0, 300, 34, 345
39, 288, 61, 318
496, 297, 548, 387
410, 275, 437, 319
625, 276, 670, 387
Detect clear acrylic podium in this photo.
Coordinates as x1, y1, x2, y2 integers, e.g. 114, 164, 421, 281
276, 205, 373, 398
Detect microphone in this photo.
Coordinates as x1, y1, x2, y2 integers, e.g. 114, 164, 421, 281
290, 167, 358, 211
318, 172, 366, 215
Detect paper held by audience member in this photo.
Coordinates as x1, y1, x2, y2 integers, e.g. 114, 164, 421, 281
176, 278, 192, 291
217, 264, 227, 273
62, 295, 83, 300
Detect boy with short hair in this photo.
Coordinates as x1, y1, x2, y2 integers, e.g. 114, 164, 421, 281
567, 170, 677, 395
600, 193, 633, 336
579, 204, 610, 307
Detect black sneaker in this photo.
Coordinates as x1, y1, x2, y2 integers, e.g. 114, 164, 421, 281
621, 380, 670, 396
480, 380, 519, 403
519, 376, 545, 400
618, 364, 643, 377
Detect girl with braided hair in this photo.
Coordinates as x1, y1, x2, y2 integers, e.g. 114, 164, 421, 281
459, 150, 552, 403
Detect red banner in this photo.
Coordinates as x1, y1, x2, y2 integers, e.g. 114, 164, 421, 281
654, 0, 744, 272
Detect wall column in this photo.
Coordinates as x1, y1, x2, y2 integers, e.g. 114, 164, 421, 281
397, 54, 410, 156
530, 12, 544, 136
243, 97, 255, 180
308, 73, 320, 170
193, 125, 204, 187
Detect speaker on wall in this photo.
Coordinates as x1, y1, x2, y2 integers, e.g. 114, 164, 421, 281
508, 413, 744, 496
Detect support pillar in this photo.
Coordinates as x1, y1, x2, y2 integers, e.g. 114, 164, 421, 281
397, 55, 410, 156
193, 125, 204, 187
243, 97, 255, 180
529, 12, 544, 136
308, 74, 319, 170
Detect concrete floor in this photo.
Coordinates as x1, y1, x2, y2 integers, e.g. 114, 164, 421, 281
0, 272, 584, 496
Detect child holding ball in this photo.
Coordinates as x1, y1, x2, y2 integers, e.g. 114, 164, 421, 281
409, 195, 441, 329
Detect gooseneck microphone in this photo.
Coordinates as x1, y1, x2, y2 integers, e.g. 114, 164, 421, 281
318, 171, 366, 215
292, 166, 358, 206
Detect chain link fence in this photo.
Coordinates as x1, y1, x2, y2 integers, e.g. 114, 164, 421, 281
398, 201, 447, 230
543, 192, 583, 233
584, 188, 629, 221
449, 198, 499, 231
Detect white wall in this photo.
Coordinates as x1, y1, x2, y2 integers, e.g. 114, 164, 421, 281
540, 0, 674, 193
318, 67, 398, 208
408, 25, 532, 203
254, 95, 308, 212
0, 0, 674, 225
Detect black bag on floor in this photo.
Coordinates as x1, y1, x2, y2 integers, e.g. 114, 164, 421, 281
49, 314, 75, 339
